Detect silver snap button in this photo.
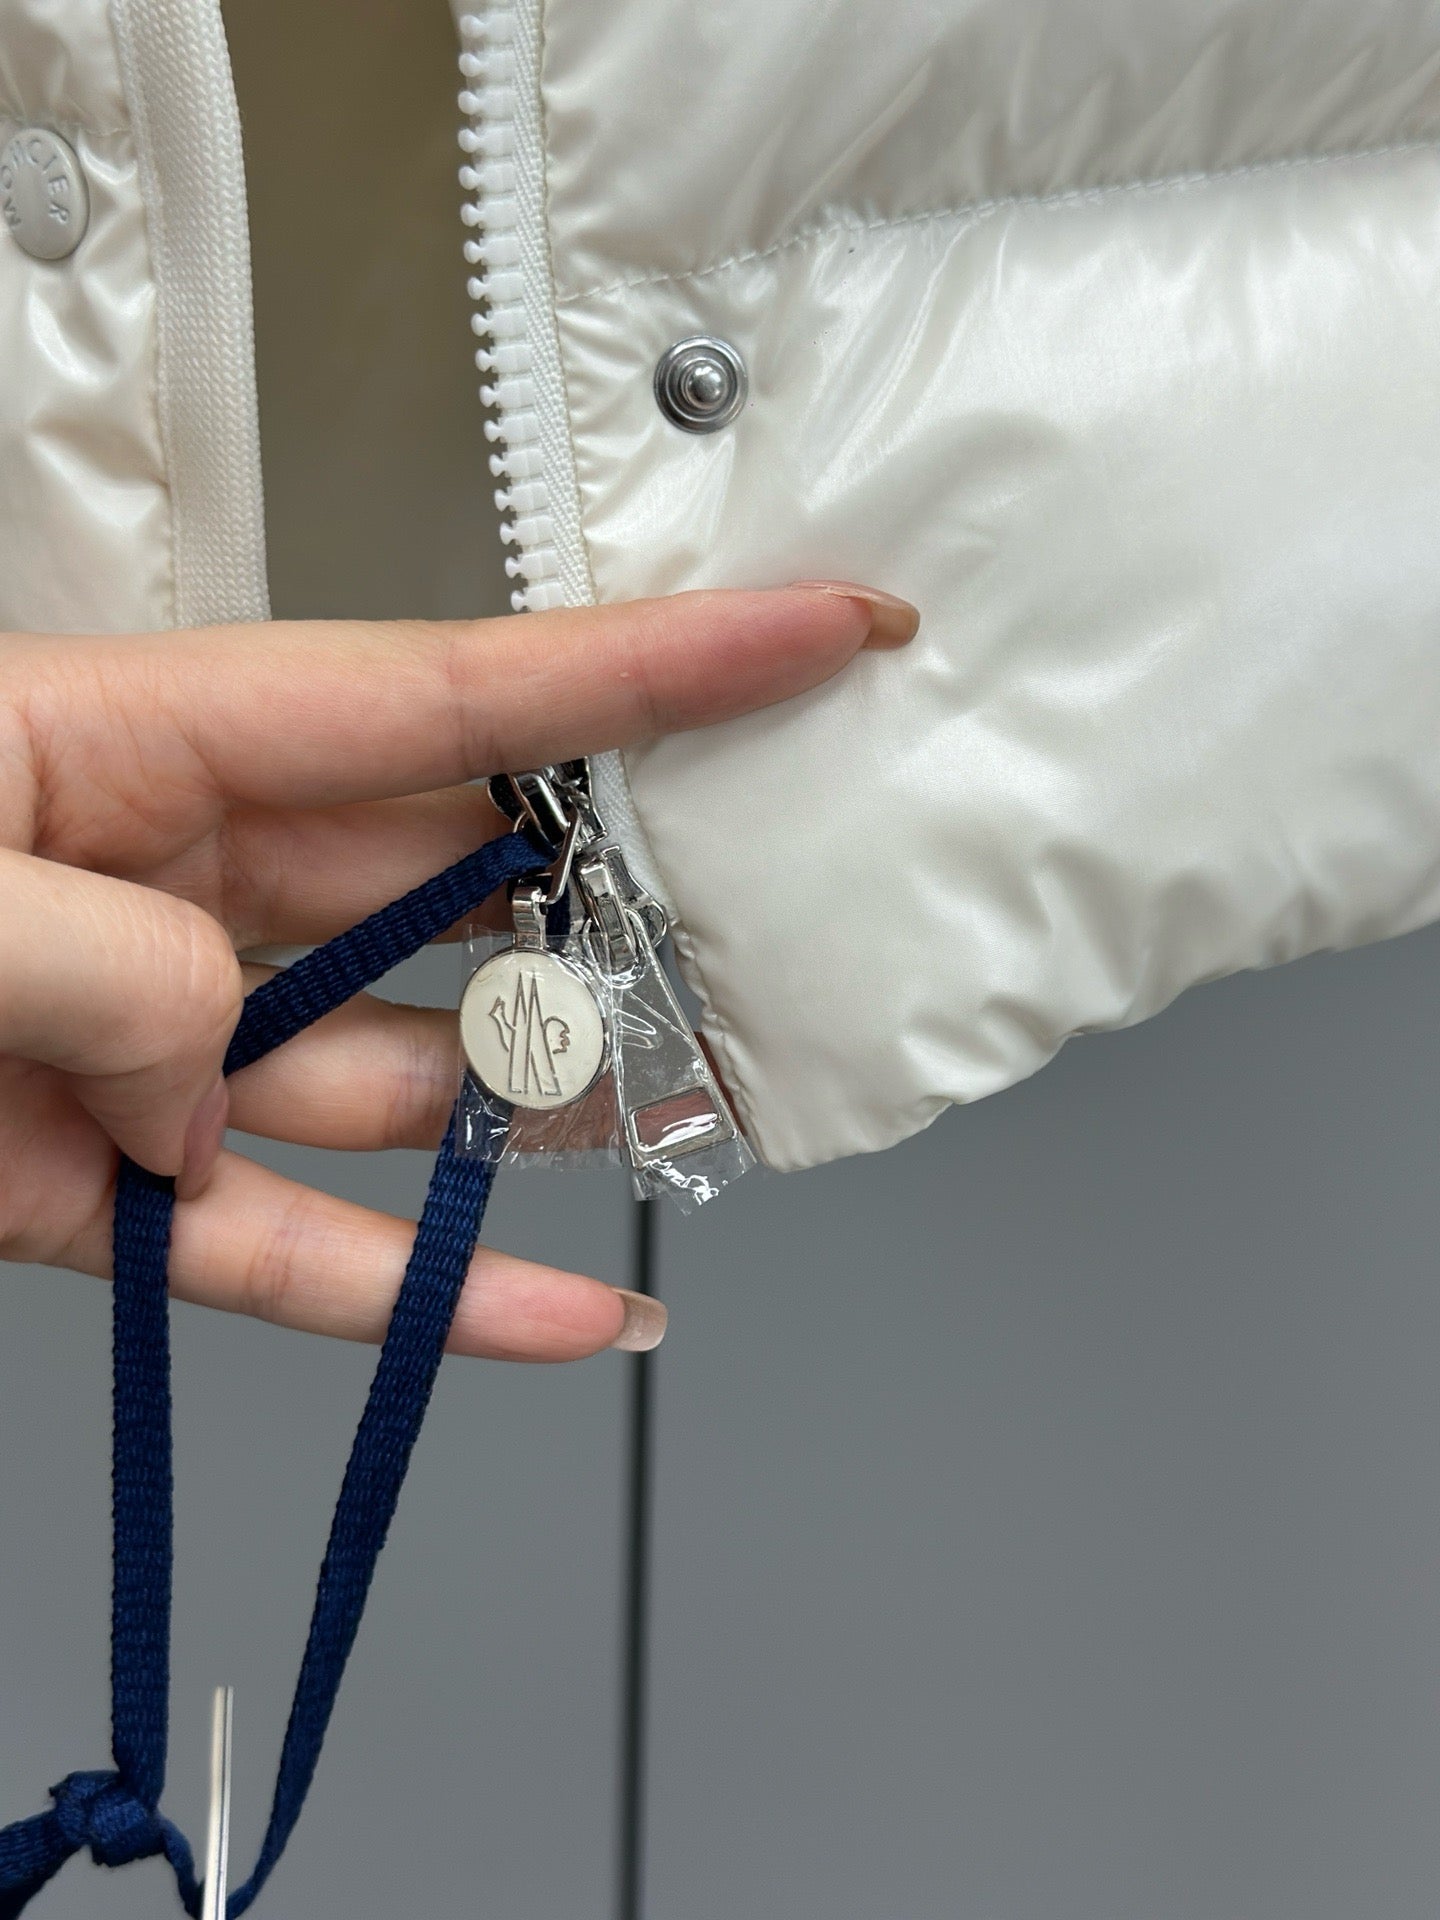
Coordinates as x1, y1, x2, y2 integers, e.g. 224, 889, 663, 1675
653, 336, 747, 433
1, 127, 90, 261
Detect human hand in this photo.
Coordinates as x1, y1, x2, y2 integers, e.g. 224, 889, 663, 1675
0, 586, 916, 1359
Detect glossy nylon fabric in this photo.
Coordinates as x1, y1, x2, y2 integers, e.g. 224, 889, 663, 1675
536, 0, 1440, 1169
0, 0, 266, 639
0, 0, 173, 633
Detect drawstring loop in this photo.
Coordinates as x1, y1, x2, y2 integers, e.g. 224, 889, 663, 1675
0, 828, 550, 1918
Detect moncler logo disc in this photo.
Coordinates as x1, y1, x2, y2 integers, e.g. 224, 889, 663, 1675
460, 947, 608, 1110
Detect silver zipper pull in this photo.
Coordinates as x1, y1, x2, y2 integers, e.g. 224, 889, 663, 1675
575, 842, 751, 1206
459, 879, 609, 1112
474, 763, 753, 1205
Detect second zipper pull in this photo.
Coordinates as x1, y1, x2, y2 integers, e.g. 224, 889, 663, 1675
576, 843, 753, 1209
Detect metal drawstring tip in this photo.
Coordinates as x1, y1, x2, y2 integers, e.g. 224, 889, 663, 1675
200, 1686, 233, 1920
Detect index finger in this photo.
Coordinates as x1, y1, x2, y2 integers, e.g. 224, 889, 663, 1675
12, 586, 907, 813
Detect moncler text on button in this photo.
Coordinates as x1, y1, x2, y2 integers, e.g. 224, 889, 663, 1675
1, 127, 89, 261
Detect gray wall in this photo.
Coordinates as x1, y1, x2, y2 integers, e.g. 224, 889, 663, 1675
642, 930, 1440, 1920
4, 3, 1440, 1914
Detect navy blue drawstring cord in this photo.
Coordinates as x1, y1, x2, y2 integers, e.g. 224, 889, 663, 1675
0, 828, 552, 1918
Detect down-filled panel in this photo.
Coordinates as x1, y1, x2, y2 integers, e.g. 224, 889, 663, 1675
557, 143, 1440, 1168
540, 0, 1440, 291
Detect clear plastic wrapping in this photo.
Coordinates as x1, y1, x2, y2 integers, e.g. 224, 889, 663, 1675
457, 921, 624, 1173
456, 907, 753, 1212
599, 930, 754, 1208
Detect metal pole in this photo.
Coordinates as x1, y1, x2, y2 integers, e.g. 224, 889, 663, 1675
616, 1197, 658, 1920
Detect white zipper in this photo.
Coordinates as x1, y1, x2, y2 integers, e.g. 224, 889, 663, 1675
456, 5, 586, 613
453, 3, 674, 913
452, 11, 746, 1204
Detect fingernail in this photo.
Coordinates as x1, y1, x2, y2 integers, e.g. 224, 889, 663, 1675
610, 1288, 668, 1353
177, 1078, 229, 1201
790, 580, 920, 649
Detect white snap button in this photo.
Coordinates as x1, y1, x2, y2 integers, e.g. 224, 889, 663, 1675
654, 336, 748, 433
1, 127, 90, 261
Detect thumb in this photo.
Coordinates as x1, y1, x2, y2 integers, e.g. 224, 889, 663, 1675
0, 849, 243, 1192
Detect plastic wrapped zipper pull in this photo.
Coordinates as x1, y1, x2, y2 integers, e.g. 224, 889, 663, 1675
576, 842, 752, 1209
456, 766, 753, 1210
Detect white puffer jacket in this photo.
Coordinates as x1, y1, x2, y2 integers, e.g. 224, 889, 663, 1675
4, 0, 1439, 1171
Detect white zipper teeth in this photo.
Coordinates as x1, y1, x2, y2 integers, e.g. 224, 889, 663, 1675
456, 8, 566, 613
452, 2, 676, 915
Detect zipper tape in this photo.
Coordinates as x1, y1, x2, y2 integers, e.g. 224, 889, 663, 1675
457, 5, 588, 613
